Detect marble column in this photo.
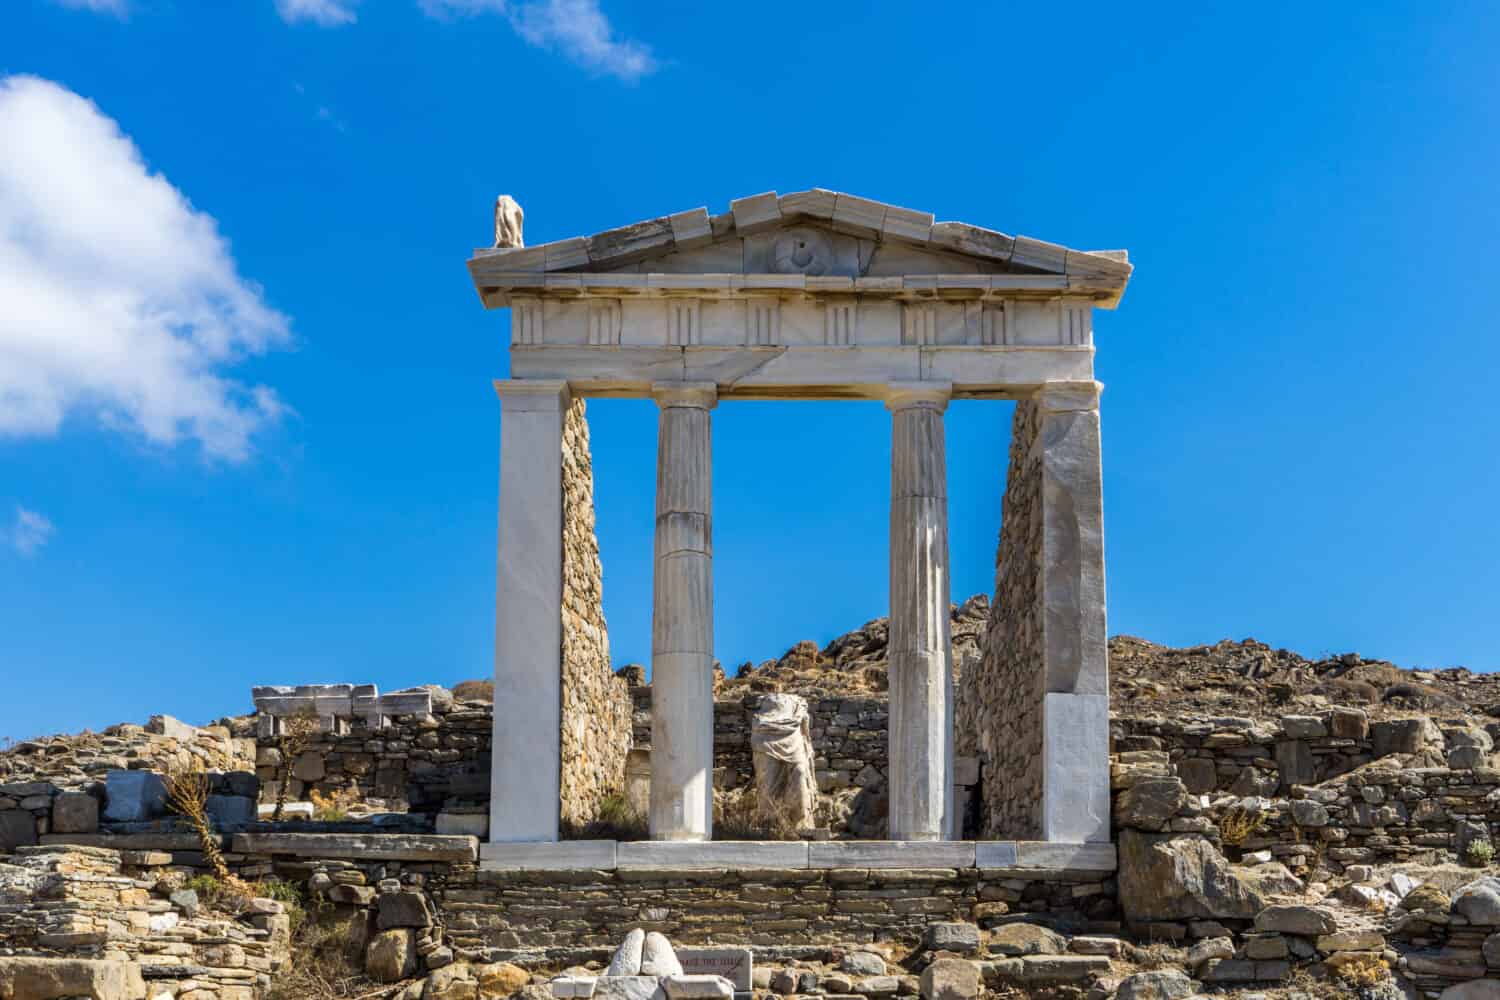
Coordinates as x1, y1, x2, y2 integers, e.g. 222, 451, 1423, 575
1037, 380, 1110, 843
490, 379, 569, 843
885, 381, 955, 842
649, 381, 717, 841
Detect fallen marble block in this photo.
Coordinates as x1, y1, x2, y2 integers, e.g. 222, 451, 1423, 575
553, 975, 598, 998
593, 977, 664, 1000
661, 975, 735, 999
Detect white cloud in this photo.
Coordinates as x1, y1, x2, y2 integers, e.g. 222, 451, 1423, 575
275, 0, 358, 26
51, 0, 128, 14
420, 0, 656, 81
10, 507, 54, 557
0, 75, 291, 462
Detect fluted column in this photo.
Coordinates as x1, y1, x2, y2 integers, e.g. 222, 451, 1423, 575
490, 379, 569, 843
885, 381, 955, 841
649, 381, 717, 841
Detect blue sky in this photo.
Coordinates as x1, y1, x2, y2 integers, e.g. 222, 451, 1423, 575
2, 1, 1498, 740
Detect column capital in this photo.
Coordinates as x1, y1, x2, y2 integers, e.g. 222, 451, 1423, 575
651, 381, 718, 410
883, 380, 952, 413
493, 379, 570, 411
1035, 380, 1102, 413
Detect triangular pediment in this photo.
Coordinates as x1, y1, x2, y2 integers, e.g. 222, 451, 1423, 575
468, 189, 1131, 306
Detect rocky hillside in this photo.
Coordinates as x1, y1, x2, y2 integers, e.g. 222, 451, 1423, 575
721, 595, 1500, 723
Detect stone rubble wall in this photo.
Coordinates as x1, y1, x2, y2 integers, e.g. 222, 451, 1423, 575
955, 398, 1045, 840
437, 866, 1116, 955
558, 398, 632, 831
0, 844, 291, 999
254, 700, 492, 822
1115, 709, 1500, 867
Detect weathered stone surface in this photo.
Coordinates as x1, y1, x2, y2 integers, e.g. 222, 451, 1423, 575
1115, 776, 1187, 831
1117, 830, 1266, 922
1440, 982, 1500, 1000
988, 923, 1065, 956
147, 714, 198, 741
641, 931, 683, 976
1316, 929, 1384, 952
553, 976, 598, 999
232, 832, 477, 861
0, 957, 147, 1000
477, 965, 537, 995
436, 813, 489, 837
593, 977, 663, 1000
606, 929, 646, 976
1372, 717, 1441, 757
205, 794, 256, 827
1253, 904, 1336, 936
476, 962, 532, 997
659, 975, 733, 1000
1483, 930, 1500, 967
378, 890, 432, 929
366, 928, 417, 982
1018, 955, 1110, 981
841, 952, 887, 976
103, 770, 167, 822
1289, 799, 1329, 826
676, 948, 751, 991
1114, 969, 1195, 1000
925, 922, 980, 955
1452, 877, 1500, 926
50, 791, 99, 834
0, 810, 37, 850
919, 958, 980, 1000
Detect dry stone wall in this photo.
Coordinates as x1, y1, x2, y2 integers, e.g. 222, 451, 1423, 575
559, 398, 632, 831
956, 398, 1045, 840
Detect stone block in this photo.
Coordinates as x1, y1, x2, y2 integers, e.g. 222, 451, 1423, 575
233, 832, 478, 862
1279, 716, 1327, 739
1017, 955, 1110, 981
808, 840, 975, 869
919, 959, 980, 1000
677, 948, 751, 991
205, 795, 257, 829
1114, 970, 1195, 1000
147, 714, 198, 741
1372, 717, 1440, 757
50, 792, 98, 835
0, 957, 147, 1000
435, 813, 489, 837
1013, 841, 1115, 871
593, 977, 664, 1000
1042, 693, 1110, 843
925, 923, 980, 955
103, 770, 167, 823
291, 751, 326, 782
660, 976, 733, 1000
554, 977, 599, 998
974, 842, 1017, 868
989, 923, 1065, 957
1328, 707, 1368, 739
479, 840, 616, 870
1175, 758, 1217, 794
0, 810, 37, 850
618, 841, 808, 870
378, 891, 431, 930
1253, 904, 1337, 936
953, 757, 979, 786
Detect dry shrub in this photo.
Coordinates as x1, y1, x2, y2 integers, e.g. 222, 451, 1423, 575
267, 909, 379, 1000
310, 786, 362, 822
272, 708, 321, 822
1330, 954, 1389, 987
164, 756, 243, 889
450, 679, 494, 703
563, 792, 646, 841
1218, 804, 1267, 847
712, 786, 800, 840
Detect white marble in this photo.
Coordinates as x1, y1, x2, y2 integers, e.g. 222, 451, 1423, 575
808, 840, 975, 869
479, 840, 617, 870
617, 841, 810, 870
489, 380, 570, 844
885, 382, 955, 842
650, 383, 717, 842
974, 841, 1019, 868
606, 928, 645, 975
1043, 693, 1111, 844
676, 948, 752, 991
1013, 840, 1117, 871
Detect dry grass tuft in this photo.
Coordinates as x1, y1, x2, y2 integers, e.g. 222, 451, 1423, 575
1217, 804, 1267, 847
451, 679, 494, 703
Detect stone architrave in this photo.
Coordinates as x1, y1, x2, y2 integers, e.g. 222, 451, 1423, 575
490, 379, 570, 843
649, 383, 717, 842
885, 381, 955, 842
